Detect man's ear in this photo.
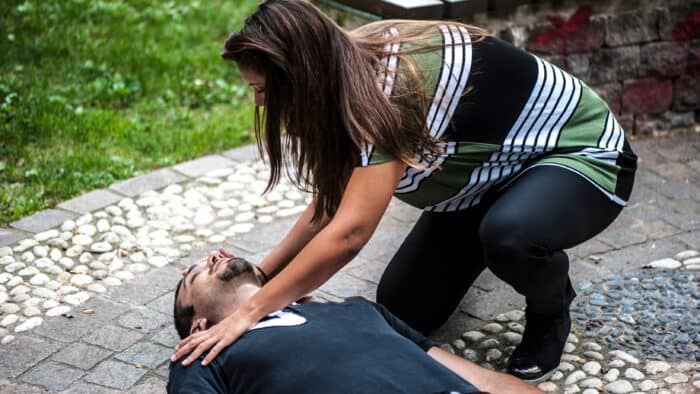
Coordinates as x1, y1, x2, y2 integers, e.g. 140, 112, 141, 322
189, 317, 209, 335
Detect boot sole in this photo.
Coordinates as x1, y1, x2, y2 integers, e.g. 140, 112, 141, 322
520, 368, 557, 385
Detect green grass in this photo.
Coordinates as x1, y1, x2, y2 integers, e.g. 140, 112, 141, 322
0, 0, 259, 226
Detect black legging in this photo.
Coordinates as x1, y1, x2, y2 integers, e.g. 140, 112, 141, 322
376, 165, 627, 334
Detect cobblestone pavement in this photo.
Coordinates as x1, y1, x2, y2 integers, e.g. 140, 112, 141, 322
0, 133, 698, 393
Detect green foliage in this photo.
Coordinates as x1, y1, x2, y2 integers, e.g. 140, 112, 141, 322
0, 0, 259, 225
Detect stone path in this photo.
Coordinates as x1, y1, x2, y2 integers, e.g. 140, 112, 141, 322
0, 133, 698, 393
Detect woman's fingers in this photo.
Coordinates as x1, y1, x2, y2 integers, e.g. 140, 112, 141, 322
201, 338, 231, 366
182, 336, 220, 366
172, 331, 208, 361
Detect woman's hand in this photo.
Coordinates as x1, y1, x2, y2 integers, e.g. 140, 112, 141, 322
171, 307, 259, 367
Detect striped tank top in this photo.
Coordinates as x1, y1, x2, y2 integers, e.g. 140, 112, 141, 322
359, 24, 637, 212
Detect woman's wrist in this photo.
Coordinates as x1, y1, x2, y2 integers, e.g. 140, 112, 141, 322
254, 265, 269, 284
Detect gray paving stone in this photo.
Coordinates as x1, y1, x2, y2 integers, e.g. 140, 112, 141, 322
594, 236, 693, 274
429, 311, 485, 345
118, 306, 171, 333
126, 377, 167, 394
0, 336, 59, 378
0, 382, 46, 394
0, 227, 27, 247
223, 216, 298, 253
20, 361, 84, 391
625, 202, 676, 223
657, 180, 700, 200
357, 217, 408, 262
82, 325, 144, 351
688, 159, 700, 173
172, 154, 235, 178
151, 326, 180, 348
84, 360, 146, 390
649, 162, 698, 182
636, 219, 683, 239
115, 342, 171, 368
35, 297, 129, 342
313, 290, 344, 303
677, 231, 698, 249
222, 144, 260, 162
469, 269, 502, 292
568, 239, 615, 258
597, 227, 648, 248
346, 256, 387, 284
109, 168, 187, 197
110, 280, 170, 306
10, 209, 77, 233
57, 189, 124, 214
139, 265, 182, 289
459, 284, 525, 322
155, 363, 170, 379
633, 169, 666, 188
147, 291, 175, 315
661, 211, 700, 231
51, 342, 112, 370
569, 258, 609, 282
628, 184, 666, 205
318, 273, 372, 299
59, 382, 120, 394
671, 198, 700, 215
386, 198, 422, 223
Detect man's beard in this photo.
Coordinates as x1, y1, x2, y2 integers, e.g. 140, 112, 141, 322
216, 257, 255, 282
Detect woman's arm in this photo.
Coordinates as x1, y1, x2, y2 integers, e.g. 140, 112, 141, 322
257, 199, 330, 281
427, 347, 542, 394
173, 160, 407, 366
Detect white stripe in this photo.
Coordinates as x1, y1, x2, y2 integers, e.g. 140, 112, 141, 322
396, 25, 471, 193
598, 112, 614, 149
433, 26, 472, 138
535, 67, 575, 152
605, 113, 620, 151
397, 25, 455, 187
571, 148, 619, 166
545, 78, 581, 150
514, 59, 555, 151
504, 56, 545, 152
424, 25, 456, 137
361, 28, 401, 166
613, 116, 625, 151
525, 63, 564, 151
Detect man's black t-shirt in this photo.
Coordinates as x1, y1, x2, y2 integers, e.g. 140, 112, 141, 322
168, 297, 480, 394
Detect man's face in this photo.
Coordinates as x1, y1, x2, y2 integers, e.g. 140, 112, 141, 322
176, 250, 256, 328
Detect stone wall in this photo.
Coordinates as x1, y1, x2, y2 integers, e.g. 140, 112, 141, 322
495, 1, 699, 138
316, 0, 700, 138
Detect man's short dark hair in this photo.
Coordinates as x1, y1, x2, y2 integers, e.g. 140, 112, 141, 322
174, 278, 194, 339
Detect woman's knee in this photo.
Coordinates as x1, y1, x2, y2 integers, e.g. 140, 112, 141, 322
478, 214, 530, 262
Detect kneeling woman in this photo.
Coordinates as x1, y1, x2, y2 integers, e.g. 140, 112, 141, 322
173, 0, 637, 383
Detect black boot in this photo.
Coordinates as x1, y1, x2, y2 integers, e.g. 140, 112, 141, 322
506, 307, 571, 383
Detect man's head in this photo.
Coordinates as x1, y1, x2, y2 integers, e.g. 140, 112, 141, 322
173, 248, 260, 339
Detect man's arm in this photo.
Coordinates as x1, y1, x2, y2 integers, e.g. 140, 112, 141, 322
370, 301, 541, 394
427, 347, 542, 394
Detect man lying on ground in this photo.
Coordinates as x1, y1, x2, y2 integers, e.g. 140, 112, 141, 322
168, 248, 541, 394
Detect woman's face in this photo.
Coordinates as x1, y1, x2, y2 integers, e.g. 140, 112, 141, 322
238, 65, 266, 107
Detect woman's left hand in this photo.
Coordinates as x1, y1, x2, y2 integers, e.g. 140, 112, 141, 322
172, 307, 258, 367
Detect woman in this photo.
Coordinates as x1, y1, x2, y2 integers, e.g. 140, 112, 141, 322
173, 0, 636, 383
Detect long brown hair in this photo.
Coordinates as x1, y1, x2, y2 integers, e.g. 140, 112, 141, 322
222, 0, 485, 223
